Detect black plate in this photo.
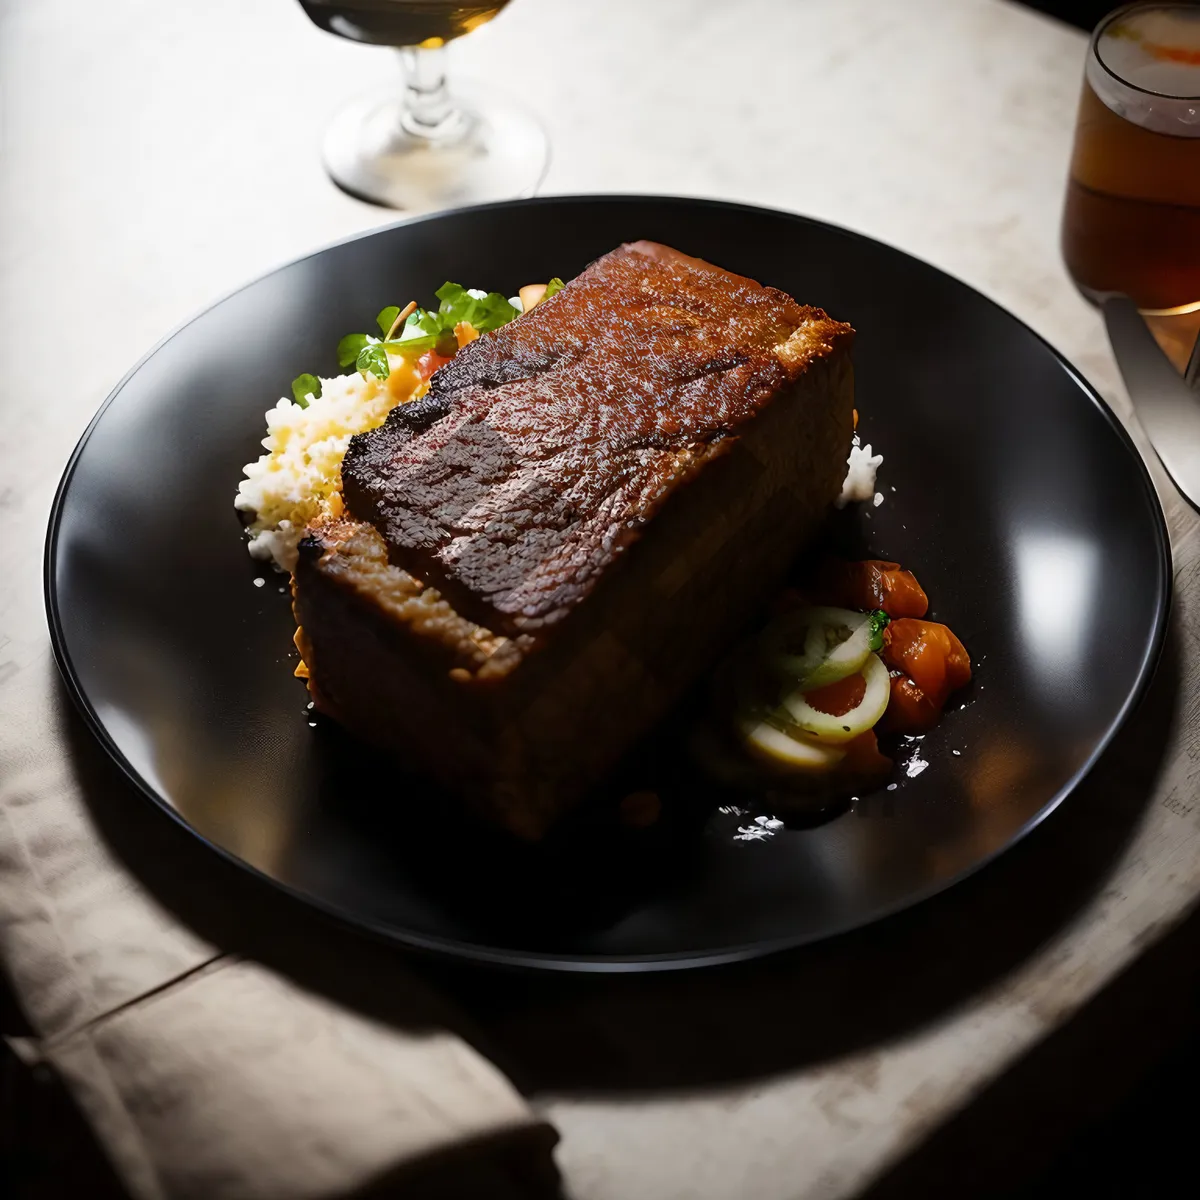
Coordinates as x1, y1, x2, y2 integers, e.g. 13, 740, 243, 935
46, 196, 1170, 971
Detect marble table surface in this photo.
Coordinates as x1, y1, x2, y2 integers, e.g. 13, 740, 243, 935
3, 0, 1199, 1196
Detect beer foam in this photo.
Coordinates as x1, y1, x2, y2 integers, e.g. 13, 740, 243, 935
1090, 5, 1200, 135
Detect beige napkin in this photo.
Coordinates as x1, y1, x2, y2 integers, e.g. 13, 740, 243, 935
0, 491, 558, 1197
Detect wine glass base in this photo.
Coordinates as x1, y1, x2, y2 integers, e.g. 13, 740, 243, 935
322, 81, 549, 212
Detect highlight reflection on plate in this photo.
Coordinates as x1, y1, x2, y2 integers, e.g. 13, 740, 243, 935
46, 197, 1170, 971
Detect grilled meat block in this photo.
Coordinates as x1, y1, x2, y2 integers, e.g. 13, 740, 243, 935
343, 241, 850, 635
297, 242, 854, 838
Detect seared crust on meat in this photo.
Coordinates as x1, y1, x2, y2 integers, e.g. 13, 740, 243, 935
342, 241, 852, 636
296, 516, 527, 682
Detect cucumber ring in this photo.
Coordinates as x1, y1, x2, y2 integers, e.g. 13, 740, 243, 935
738, 718, 848, 772
781, 653, 891, 744
759, 605, 874, 691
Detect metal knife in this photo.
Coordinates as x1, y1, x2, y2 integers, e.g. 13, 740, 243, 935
1104, 296, 1200, 512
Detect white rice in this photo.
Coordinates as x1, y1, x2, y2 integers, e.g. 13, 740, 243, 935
235, 291, 526, 575
837, 435, 883, 508
234, 360, 420, 572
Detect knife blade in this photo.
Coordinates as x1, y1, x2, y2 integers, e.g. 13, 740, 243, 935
1104, 296, 1200, 512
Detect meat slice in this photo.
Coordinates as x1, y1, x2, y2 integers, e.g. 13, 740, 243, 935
298, 242, 854, 838
342, 241, 851, 636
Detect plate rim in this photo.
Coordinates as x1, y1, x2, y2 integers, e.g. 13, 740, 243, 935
43, 193, 1174, 972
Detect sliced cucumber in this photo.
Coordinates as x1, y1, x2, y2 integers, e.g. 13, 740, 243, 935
739, 718, 848, 772
726, 608, 892, 775
781, 652, 891, 744
758, 605, 874, 691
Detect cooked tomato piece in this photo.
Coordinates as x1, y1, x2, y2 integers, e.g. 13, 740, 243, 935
416, 349, 453, 381
805, 672, 867, 717
882, 619, 971, 707
838, 728, 893, 781
879, 673, 942, 734
816, 559, 929, 619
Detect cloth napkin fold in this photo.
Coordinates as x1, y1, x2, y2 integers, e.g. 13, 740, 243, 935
0, 573, 558, 1199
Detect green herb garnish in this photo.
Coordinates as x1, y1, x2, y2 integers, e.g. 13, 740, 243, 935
376, 306, 401, 337
337, 333, 370, 370
543, 277, 565, 301
335, 282, 523, 383
291, 373, 321, 408
867, 609, 891, 652
355, 342, 390, 380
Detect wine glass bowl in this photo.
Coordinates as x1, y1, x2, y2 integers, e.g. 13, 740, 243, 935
299, 1, 509, 45
299, 0, 548, 212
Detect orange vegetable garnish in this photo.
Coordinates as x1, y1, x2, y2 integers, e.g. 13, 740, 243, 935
882, 619, 971, 707
879, 674, 941, 735
839, 729, 893, 780
416, 348, 453, 381
454, 321, 480, 348
816, 559, 929, 619
383, 301, 418, 341
293, 626, 311, 680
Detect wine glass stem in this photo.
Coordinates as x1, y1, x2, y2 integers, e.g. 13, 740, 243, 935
398, 46, 457, 140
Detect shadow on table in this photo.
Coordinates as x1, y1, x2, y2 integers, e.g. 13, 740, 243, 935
64, 615, 1181, 1096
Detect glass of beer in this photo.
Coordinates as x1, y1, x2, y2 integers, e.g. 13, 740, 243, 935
1061, 2, 1200, 355
298, 1, 548, 211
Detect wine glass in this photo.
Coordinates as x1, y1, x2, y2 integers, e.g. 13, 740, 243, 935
299, 1, 548, 211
